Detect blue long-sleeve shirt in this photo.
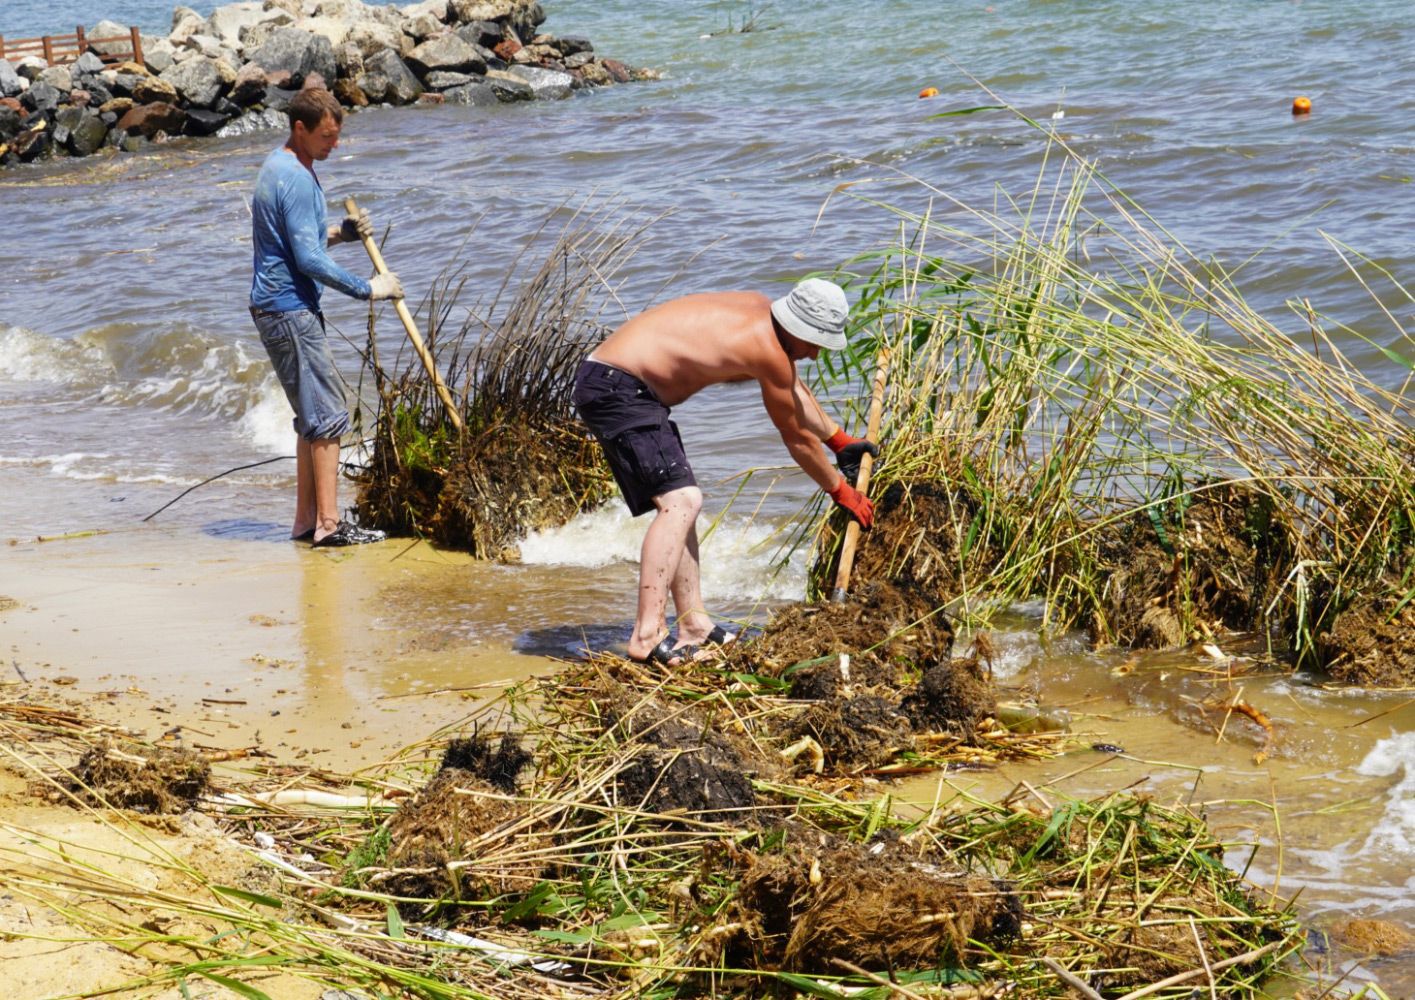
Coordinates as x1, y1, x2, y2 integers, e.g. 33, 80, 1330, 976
249, 146, 371, 313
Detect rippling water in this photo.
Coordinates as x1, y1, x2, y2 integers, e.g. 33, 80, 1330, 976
2, 0, 1414, 987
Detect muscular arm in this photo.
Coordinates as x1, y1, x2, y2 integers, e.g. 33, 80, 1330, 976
760, 358, 843, 493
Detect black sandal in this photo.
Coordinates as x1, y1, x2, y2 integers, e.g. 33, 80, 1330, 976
632, 636, 683, 667
705, 625, 737, 647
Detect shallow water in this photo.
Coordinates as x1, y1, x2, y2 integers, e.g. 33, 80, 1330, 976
1, 0, 1413, 991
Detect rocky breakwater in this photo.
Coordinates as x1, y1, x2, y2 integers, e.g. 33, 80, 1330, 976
0, 0, 656, 168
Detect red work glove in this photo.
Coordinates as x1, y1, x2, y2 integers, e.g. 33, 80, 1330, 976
827, 478, 874, 529
825, 429, 880, 486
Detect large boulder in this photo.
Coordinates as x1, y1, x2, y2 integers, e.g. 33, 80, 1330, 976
455, 20, 502, 47
116, 101, 186, 137
401, 0, 449, 20
357, 49, 423, 104
403, 11, 444, 41
170, 8, 206, 44
0, 106, 22, 140
215, 107, 286, 137
88, 19, 136, 57
0, 61, 21, 99
423, 70, 475, 89
133, 75, 180, 104
66, 109, 108, 155
332, 77, 368, 106
159, 57, 228, 107
20, 82, 62, 114
230, 62, 268, 105
346, 20, 404, 59
509, 64, 571, 100
249, 28, 336, 88
14, 57, 49, 83
301, 16, 353, 51
441, 81, 495, 106
334, 42, 364, 79
406, 33, 485, 76
483, 69, 532, 102
36, 66, 73, 92
184, 107, 232, 135
14, 126, 50, 162
144, 39, 178, 74
71, 52, 107, 78
206, 2, 271, 50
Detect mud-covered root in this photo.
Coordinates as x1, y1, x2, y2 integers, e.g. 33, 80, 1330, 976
440, 730, 532, 794
721, 837, 1022, 973
69, 742, 210, 813
900, 635, 999, 737
822, 480, 987, 610
782, 695, 913, 772
375, 768, 538, 903
597, 686, 782, 825
1318, 582, 1415, 688
1085, 482, 1292, 650
733, 580, 952, 681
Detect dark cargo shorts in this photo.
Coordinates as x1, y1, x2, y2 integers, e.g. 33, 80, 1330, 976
251, 306, 351, 443
571, 358, 698, 517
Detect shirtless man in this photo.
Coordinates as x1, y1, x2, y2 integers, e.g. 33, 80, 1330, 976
571, 278, 878, 666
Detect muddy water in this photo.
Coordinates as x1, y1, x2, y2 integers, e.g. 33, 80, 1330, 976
896, 625, 1415, 994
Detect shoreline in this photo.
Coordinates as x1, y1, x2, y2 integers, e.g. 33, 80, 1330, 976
1, 0, 658, 169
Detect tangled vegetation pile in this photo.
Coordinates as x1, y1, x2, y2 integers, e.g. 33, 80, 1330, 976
802, 123, 1415, 687
68, 740, 211, 812
0, 692, 1313, 999
354, 204, 663, 557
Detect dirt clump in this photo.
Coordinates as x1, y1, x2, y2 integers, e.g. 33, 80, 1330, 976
68, 742, 210, 813
599, 687, 780, 825
379, 767, 536, 902
722, 833, 1022, 973
1332, 917, 1415, 956
1319, 584, 1415, 688
1086, 483, 1291, 650
737, 580, 952, 681
440, 731, 532, 793
900, 636, 998, 736
358, 418, 610, 560
783, 695, 914, 772
836, 480, 986, 609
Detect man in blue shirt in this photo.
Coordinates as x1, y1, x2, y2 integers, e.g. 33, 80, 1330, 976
250, 87, 402, 546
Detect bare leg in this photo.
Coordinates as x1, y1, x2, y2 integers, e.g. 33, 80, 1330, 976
310, 438, 341, 544
292, 437, 315, 539
626, 485, 702, 663
668, 528, 715, 647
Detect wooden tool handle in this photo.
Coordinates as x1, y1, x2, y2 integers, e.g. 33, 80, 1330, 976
830, 344, 890, 602
344, 197, 463, 432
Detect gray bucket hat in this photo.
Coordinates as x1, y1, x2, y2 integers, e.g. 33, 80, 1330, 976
771, 278, 848, 352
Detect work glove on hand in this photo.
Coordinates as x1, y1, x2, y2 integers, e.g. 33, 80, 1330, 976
827, 478, 874, 529
368, 271, 404, 301
825, 429, 880, 486
332, 208, 372, 244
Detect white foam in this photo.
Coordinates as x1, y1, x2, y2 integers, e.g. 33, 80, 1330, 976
519, 506, 808, 603
0, 326, 105, 383
1355, 731, 1415, 856
237, 377, 297, 455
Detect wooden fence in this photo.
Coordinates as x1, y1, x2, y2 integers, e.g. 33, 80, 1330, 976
0, 26, 144, 68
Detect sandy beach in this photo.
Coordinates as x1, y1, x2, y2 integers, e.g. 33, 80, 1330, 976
2, 526, 579, 772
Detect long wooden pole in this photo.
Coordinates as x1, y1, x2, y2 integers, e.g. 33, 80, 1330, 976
830, 344, 890, 602
344, 197, 463, 432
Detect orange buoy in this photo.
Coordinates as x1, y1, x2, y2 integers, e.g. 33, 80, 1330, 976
919, 86, 939, 99
1292, 95, 1312, 115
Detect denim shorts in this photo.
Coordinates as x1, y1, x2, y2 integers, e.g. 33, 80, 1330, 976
571, 358, 697, 517
251, 307, 351, 442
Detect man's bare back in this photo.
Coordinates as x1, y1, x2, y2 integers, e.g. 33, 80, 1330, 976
590, 291, 790, 406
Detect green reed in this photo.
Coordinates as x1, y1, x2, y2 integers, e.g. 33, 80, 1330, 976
809, 117, 1415, 663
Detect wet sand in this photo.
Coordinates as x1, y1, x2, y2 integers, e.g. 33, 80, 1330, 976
1, 526, 570, 773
